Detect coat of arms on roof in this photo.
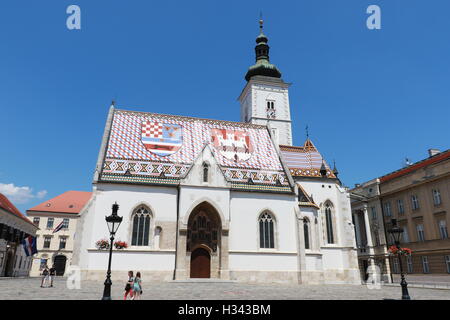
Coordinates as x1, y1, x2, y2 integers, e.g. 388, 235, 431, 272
210, 128, 253, 162
141, 121, 183, 157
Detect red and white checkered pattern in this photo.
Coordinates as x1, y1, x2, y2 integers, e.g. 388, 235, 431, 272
142, 122, 163, 138
105, 110, 284, 174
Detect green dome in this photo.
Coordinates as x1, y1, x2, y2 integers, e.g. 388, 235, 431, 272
245, 20, 282, 81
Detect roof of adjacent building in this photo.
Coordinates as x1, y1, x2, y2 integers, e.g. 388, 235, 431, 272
27, 191, 92, 214
380, 149, 450, 183
98, 108, 292, 193
0, 193, 37, 227
279, 139, 336, 179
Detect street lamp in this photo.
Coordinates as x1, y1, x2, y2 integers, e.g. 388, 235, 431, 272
387, 218, 411, 300
101, 202, 123, 300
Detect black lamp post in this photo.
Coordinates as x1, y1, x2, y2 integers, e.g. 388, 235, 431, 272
387, 219, 411, 300
101, 202, 123, 300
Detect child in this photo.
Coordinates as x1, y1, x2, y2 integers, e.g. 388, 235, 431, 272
132, 272, 142, 300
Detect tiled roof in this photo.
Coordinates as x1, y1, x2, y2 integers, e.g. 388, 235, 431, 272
0, 193, 37, 227
380, 149, 450, 183
27, 191, 92, 214
280, 139, 336, 178
99, 108, 291, 191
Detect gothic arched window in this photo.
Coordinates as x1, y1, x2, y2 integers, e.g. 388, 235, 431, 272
303, 218, 310, 249
325, 203, 335, 244
203, 163, 209, 183
131, 206, 152, 246
259, 212, 275, 249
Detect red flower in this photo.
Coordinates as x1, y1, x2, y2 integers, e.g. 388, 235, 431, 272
114, 241, 128, 249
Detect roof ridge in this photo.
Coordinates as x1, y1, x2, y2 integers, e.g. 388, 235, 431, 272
114, 108, 268, 129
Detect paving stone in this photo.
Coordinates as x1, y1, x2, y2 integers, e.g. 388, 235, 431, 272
0, 277, 448, 300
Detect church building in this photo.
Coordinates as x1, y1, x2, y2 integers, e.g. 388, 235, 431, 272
73, 20, 360, 284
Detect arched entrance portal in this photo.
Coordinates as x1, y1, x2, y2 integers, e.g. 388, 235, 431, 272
187, 202, 221, 279
53, 255, 67, 276
190, 248, 211, 278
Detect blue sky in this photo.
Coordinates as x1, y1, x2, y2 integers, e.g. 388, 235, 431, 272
1, 1, 449, 213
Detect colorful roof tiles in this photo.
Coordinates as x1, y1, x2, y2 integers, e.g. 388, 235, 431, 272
99, 108, 291, 191
280, 139, 336, 179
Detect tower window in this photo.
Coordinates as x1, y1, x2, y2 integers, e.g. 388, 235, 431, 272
266, 101, 275, 118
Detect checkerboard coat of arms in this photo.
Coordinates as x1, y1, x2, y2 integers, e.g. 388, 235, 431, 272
141, 121, 183, 157
211, 128, 253, 162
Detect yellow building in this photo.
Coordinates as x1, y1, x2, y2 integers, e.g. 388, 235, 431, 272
380, 149, 450, 276
351, 148, 450, 281
26, 191, 92, 276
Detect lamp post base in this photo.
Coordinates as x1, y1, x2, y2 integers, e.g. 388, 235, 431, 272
102, 277, 112, 300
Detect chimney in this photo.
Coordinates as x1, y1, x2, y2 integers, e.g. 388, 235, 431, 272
428, 149, 440, 157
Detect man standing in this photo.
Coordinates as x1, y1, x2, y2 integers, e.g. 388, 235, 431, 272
49, 265, 56, 287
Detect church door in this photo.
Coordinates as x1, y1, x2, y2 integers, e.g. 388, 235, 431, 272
54, 255, 67, 276
190, 248, 210, 278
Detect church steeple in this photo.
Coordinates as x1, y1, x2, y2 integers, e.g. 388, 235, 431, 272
239, 17, 292, 146
245, 18, 282, 81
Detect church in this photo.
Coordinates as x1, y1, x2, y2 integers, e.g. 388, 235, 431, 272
73, 19, 360, 285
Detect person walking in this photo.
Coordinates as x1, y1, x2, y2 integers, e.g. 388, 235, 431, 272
49, 265, 56, 287
132, 272, 142, 300
123, 271, 134, 300
40, 265, 49, 288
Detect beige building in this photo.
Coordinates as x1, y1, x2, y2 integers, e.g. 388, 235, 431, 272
380, 149, 450, 276
26, 191, 92, 276
351, 148, 450, 281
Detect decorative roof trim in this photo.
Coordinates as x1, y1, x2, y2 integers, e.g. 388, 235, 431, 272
94, 105, 115, 183
298, 202, 320, 209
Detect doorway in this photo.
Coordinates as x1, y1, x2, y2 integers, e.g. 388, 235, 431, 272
53, 255, 67, 276
190, 248, 211, 278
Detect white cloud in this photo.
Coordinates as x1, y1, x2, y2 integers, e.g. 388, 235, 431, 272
0, 183, 48, 204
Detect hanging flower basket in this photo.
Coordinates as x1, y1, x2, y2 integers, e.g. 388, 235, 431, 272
388, 245, 412, 256
95, 239, 110, 250
114, 241, 128, 249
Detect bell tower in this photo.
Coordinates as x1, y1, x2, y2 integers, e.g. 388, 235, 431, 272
239, 18, 293, 146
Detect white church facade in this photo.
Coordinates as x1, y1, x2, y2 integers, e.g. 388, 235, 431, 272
73, 20, 360, 285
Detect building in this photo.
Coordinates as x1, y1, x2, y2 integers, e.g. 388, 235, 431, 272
380, 149, 450, 276
351, 148, 450, 280
72, 20, 360, 284
350, 179, 391, 283
26, 191, 92, 276
0, 193, 38, 277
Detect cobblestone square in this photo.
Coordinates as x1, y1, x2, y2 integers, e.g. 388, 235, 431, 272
0, 277, 448, 300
